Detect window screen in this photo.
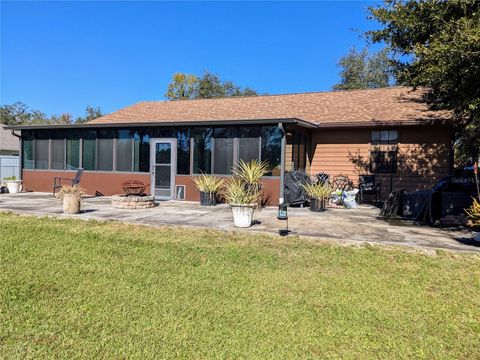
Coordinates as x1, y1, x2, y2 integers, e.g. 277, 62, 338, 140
82, 130, 96, 171
238, 137, 260, 164
261, 126, 282, 176
51, 139, 65, 170
371, 130, 398, 145
34, 139, 49, 169
22, 135, 34, 169
192, 128, 212, 174
214, 138, 234, 174
176, 128, 190, 175
66, 133, 80, 170
97, 130, 114, 171
133, 129, 150, 172
370, 150, 397, 173
116, 130, 133, 172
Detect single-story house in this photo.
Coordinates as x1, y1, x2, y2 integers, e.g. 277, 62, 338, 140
9, 87, 453, 204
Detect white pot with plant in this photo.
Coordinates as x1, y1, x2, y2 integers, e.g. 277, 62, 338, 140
192, 174, 224, 206
303, 182, 333, 212
56, 185, 85, 214
4, 176, 22, 194
221, 160, 269, 228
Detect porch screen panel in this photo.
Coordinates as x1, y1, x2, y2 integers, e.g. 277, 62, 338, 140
22, 132, 34, 169
176, 128, 190, 175
51, 138, 65, 170
238, 138, 260, 164
192, 128, 212, 174
66, 133, 80, 170
214, 138, 234, 174
97, 130, 114, 171
117, 130, 133, 172
82, 130, 96, 171
34, 131, 49, 170
133, 129, 150, 172
261, 126, 282, 176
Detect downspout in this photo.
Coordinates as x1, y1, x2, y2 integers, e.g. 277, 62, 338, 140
278, 122, 286, 204
11, 129, 22, 180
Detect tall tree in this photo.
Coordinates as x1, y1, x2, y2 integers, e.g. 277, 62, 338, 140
333, 47, 395, 90
165, 71, 260, 100
0, 102, 49, 125
75, 106, 103, 123
368, 0, 480, 163
165, 73, 199, 100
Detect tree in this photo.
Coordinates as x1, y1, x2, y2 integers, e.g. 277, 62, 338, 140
0, 102, 49, 125
165, 71, 260, 100
367, 0, 480, 163
333, 47, 395, 90
165, 73, 199, 100
75, 106, 103, 123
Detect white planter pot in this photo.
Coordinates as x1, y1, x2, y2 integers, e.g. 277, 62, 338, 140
63, 194, 81, 214
230, 204, 256, 228
6, 180, 22, 194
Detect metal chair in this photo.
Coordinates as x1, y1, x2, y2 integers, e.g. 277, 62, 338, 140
359, 174, 381, 204
316, 172, 330, 185
332, 175, 353, 192
53, 168, 84, 195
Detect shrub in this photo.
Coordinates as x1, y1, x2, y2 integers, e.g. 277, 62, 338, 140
303, 182, 333, 200
465, 198, 480, 228
193, 174, 224, 193
55, 185, 85, 200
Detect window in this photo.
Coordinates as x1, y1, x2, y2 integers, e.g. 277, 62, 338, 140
133, 129, 150, 172
370, 150, 397, 173
22, 132, 34, 169
34, 131, 49, 170
290, 131, 307, 171
51, 133, 65, 170
97, 130, 114, 171
371, 130, 398, 144
192, 128, 212, 174
82, 130, 96, 171
238, 127, 260, 164
66, 133, 80, 170
213, 128, 234, 175
116, 130, 133, 171
176, 128, 190, 175
261, 126, 282, 176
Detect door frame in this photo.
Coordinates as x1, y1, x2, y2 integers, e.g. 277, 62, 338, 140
150, 138, 177, 200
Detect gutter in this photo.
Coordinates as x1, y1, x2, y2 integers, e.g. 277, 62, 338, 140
10, 129, 21, 138
5, 117, 317, 130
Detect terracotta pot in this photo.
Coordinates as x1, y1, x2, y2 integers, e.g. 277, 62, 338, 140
63, 194, 81, 214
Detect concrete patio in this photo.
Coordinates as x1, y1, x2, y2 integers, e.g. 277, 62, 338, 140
1, 192, 479, 252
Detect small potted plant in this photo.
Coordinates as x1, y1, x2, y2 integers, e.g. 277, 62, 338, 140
303, 182, 333, 212
56, 185, 85, 214
221, 160, 268, 228
465, 198, 480, 242
192, 174, 224, 206
4, 176, 22, 194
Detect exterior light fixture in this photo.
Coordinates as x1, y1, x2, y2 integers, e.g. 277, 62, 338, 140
277, 202, 289, 236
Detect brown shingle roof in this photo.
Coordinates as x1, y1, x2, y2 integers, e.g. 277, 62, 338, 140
90, 87, 451, 127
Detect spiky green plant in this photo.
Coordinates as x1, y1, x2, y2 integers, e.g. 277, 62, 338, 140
55, 185, 86, 200
302, 182, 333, 200
221, 177, 260, 205
233, 160, 269, 192
465, 198, 480, 228
192, 174, 225, 193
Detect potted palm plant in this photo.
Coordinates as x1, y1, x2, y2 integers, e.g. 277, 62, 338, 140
56, 185, 85, 214
221, 160, 269, 228
4, 176, 22, 194
303, 182, 333, 212
193, 174, 224, 206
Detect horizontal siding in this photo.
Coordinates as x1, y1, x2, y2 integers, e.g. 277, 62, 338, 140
309, 126, 452, 198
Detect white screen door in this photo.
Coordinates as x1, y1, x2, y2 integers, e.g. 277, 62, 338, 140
150, 138, 177, 200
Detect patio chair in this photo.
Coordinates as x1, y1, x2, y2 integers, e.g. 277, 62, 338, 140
316, 172, 330, 186
332, 175, 353, 192
358, 174, 381, 204
53, 168, 84, 195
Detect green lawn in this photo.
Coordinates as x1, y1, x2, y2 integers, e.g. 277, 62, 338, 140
1, 212, 479, 359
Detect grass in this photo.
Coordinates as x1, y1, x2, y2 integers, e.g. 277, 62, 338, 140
1, 212, 479, 359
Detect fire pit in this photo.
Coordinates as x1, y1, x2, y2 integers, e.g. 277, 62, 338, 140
122, 180, 146, 196
111, 194, 156, 209
112, 180, 155, 209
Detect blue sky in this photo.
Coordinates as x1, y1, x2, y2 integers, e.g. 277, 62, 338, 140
1, 1, 382, 118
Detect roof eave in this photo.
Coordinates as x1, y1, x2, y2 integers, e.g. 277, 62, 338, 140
5, 118, 317, 130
